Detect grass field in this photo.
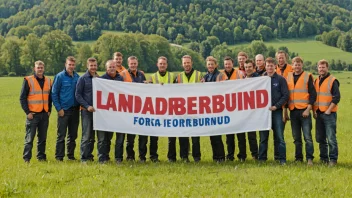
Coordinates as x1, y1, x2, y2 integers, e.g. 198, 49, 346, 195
229, 37, 352, 64
1, 72, 352, 197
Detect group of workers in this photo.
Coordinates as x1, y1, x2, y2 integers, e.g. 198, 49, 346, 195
20, 50, 340, 167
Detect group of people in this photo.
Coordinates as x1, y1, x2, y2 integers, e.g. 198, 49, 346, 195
20, 50, 340, 167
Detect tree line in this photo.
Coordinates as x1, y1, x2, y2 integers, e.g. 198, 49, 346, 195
0, 0, 351, 44
1, 30, 351, 77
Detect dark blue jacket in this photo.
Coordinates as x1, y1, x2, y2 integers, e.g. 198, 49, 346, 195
127, 69, 146, 83
51, 69, 79, 111
203, 69, 220, 82
75, 70, 98, 109
100, 72, 124, 81
265, 72, 289, 109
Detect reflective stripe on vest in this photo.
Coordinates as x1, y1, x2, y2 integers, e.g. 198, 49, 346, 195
314, 75, 338, 112
277, 64, 293, 78
218, 70, 242, 81
153, 72, 173, 84
25, 75, 51, 112
287, 72, 310, 110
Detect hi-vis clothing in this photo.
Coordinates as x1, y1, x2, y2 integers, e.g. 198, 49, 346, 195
177, 70, 202, 83
287, 71, 311, 110
117, 65, 127, 73
25, 75, 51, 112
314, 75, 338, 112
217, 69, 243, 81
150, 71, 175, 84
120, 70, 145, 83
276, 64, 293, 78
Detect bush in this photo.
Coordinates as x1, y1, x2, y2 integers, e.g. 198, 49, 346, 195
315, 35, 322, 41
8, 72, 17, 77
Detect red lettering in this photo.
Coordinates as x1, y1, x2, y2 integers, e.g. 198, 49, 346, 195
212, 95, 225, 113
141, 97, 155, 114
187, 97, 197, 114
96, 91, 117, 111
118, 94, 133, 112
243, 91, 255, 110
134, 96, 142, 113
168, 98, 186, 115
256, 90, 269, 108
155, 98, 167, 115
225, 93, 237, 112
238, 92, 243, 111
199, 96, 211, 114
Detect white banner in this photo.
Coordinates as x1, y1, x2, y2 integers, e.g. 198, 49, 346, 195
93, 76, 272, 137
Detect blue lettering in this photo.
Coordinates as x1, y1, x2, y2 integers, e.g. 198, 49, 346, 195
199, 118, 204, 126
225, 116, 230, 124
172, 119, 178, 127
193, 119, 198, 127
218, 117, 223, 124
205, 118, 210, 126
146, 118, 150, 126
138, 118, 144, 125
134, 117, 138, 125
167, 119, 171, 127
155, 119, 161, 127
180, 119, 185, 127
211, 117, 217, 125
186, 119, 192, 127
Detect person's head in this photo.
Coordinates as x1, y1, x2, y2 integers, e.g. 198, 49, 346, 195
128, 56, 138, 72
223, 56, 234, 72
65, 56, 76, 74
86, 58, 97, 74
113, 52, 123, 67
276, 50, 288, 67
182, 55, 193, 73
292, 56, 304, 74
237, 51, 248, 69
206, 56, 218, 73
317, 59, 329, 76
265, 57, 276, 74
157, 56, 168, 72
34, 61, 45, 77
105, 60, 117, 76
255, 54, 265, 69
244, 59, 255, 76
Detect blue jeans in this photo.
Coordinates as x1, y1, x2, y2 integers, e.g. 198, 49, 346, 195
259, 109, 286, 162
80, 110, 95, 161
23, 112, 49, 161
316, 112, 338, 162
290, 109, 314, 160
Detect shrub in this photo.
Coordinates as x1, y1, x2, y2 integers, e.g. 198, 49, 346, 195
8, 72, 17, 77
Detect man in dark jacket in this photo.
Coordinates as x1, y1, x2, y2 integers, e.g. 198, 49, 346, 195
258, 57, 289, 165
75, 58, 99, 163
97, 60, 124, 164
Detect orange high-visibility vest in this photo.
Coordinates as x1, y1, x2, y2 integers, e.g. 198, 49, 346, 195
120, 70, 144, 83
217, 69, 243, 81
314, 75, 338, 112
276, 64, 293, 78
116, 65, 126, 73
25, 75, 51, 112
287, 71, 311, 110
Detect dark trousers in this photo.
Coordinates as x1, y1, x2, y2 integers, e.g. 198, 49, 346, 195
290, 109, 314, 161
259, 109, 286, 162
80, 110, 95, 161
97, 131, 114, 162
168, 137, 201, 160
55, 108, 79, 160
115, 133, 125, 161
237, 132, 258, 160
316, 112, 338, 162
210, 135, 225, 161
150, 136, 159, 160
126, 134, 148, 160
23, 112, 49, 161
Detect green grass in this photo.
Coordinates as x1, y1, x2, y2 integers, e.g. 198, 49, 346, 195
229, 37, 352, 64
1, 72, 352, 197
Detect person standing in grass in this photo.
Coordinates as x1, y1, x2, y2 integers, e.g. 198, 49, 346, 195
20, 61, 52, 163
51, 56, 80, 161
120, 56, 148, 162
243, 59, 259, 160
97, 60, 124, 164
170, 55, 202, 163
258, 57, 289, 165
313, 59, 340, 167
75, 58, 99, 163
201, 56, 225, 163
286, 57, 316, 166
147, 56, 175, 163
216, 56, 243, 162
